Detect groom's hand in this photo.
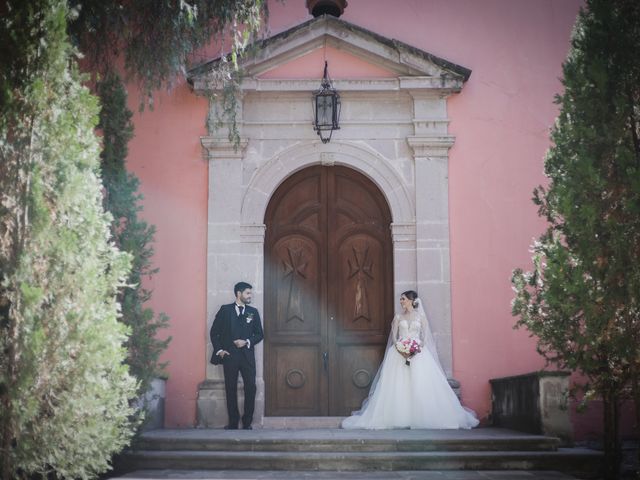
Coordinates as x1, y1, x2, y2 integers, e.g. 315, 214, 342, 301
217, 350, 230, 358
234, 339, 247, 348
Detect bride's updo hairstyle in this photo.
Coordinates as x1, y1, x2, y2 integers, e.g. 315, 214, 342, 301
401, 290, 419, 308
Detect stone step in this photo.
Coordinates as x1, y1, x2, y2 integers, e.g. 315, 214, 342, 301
121, 449, 602, 479
262, 416, 345, 429
119, 428, 603, 479
134, 429, 560, 453
113, 469, 582, 479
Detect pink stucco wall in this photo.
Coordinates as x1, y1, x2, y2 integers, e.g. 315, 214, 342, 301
126, 84, 209, 427
124, 0, 628, 435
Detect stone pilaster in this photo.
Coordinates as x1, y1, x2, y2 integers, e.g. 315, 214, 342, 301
406, 90, 455, 377
198, 137, 259, 428
391, 222, 417, 302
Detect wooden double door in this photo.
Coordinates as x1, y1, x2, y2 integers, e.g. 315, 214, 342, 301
265, 166, 393, 416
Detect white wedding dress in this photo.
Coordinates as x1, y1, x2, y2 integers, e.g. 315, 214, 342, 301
341, 308, 479, 429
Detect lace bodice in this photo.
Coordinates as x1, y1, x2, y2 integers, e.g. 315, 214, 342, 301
392, 311, 427, 343
398, 317, 421, 340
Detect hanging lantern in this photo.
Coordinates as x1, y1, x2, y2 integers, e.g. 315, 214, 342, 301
313, 61, 341, 143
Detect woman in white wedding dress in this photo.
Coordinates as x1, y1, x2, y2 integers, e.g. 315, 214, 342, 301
342, 290, 479, 430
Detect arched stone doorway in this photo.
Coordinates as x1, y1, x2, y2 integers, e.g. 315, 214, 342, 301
192, 12, 471, 424
264, 165, 393, 416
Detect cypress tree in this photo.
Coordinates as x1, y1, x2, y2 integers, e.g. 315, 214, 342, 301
98, 72, 171, 400
0, 2, 137, 478
511, 1, 640, 478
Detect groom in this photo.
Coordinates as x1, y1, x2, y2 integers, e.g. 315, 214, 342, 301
210, 281, 264, 429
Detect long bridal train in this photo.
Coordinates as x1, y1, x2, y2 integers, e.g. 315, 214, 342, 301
342, 297, 479, 430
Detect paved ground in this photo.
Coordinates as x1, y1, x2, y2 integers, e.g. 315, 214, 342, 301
113, 470, 578, 479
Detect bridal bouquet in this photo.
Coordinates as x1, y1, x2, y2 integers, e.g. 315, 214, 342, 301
395, 338, 422, 366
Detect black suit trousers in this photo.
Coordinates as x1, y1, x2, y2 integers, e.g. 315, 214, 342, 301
222, 349, 256, 427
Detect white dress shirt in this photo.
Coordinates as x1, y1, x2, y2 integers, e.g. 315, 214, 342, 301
234, 304, 251, 350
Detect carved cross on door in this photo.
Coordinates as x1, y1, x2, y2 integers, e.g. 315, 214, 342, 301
348, 245, 373, 323
282, 244, 308, 323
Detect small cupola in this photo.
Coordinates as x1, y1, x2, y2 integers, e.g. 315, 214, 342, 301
306, 0, 348, 18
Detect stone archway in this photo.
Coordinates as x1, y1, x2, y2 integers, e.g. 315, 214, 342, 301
241, 140, 415, 227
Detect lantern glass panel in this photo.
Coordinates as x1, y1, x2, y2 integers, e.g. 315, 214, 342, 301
316, 94, 333, 128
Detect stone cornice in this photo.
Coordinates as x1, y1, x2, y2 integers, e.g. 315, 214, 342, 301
399, 76, 463, 93
391, 222, 417, 244
240, 224, 266, 243
407, 135, 455, 158
191, 77, 464, 96
200, 137, 248, 160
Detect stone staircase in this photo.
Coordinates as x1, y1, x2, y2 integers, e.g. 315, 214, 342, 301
118, 428, 602, 479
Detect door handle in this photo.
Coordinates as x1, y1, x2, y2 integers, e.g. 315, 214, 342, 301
322, 351, 328, 372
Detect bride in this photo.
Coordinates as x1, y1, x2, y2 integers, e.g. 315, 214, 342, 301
342, 290, 479, 429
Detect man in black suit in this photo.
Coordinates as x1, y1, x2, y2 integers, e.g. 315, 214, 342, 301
210, 281, 264, 430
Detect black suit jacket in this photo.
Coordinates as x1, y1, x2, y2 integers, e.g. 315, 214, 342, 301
209, 303, 264, 365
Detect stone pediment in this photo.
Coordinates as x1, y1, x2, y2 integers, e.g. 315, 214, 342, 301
188, 15, 471, 93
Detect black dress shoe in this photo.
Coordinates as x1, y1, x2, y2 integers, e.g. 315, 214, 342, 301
224, 424, 238, 430
242, 425, 252, 430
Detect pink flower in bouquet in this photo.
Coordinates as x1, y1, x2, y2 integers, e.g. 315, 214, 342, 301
395, 338, 422, 366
